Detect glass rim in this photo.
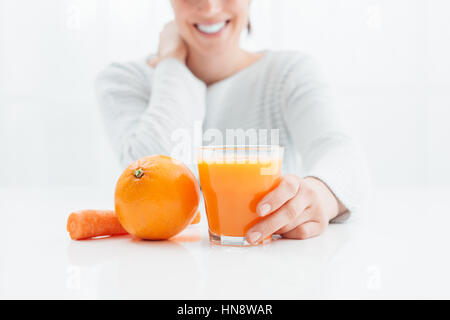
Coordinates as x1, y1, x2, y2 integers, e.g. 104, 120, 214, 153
198, 145, 284, 151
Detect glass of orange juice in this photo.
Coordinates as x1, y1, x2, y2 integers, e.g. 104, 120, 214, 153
197, 145, 284, 246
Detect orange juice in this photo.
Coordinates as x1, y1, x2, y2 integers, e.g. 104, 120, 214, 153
197, 146, 283, 246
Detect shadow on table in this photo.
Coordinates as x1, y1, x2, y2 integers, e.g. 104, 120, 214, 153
65, 228, 203, 298
66, 226, 202, 267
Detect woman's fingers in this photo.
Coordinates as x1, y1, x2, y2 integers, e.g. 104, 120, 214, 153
274, 207, 312, 235
257, 174, 301, 216
247, 192, 310, 244
281, 221, 325, 240
147, 57, 158, 68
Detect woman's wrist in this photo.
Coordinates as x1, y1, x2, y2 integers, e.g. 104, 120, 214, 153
162, 49, 187, 64
148, 49, 187, 68
303, 177, 341, 221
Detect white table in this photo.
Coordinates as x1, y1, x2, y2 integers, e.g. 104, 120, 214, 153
1, 186, 449, 299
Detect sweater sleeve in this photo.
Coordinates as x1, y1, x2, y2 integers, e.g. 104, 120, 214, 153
95, 58, 206, 172
281, 55, 370, 222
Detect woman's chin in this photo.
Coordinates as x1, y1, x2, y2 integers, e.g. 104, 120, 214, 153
200, 45, 229, 56
188, 39, 235, 57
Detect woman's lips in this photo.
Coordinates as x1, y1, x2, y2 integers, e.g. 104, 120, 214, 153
194, 20, 231, 36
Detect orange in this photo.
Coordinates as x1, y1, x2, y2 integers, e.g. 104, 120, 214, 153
115, 155, 200, 240
191, 211, 201, 224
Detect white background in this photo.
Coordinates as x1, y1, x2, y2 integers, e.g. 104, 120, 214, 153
1, 0, 449, 189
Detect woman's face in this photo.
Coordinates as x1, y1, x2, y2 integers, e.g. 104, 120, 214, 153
170, 0, 251, 55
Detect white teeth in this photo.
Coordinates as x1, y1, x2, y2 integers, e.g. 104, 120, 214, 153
196, 21, 227, 34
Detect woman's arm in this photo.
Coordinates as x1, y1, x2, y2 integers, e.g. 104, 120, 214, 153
245, 54, 370, 243
95, 56, 205, 171
281, 55, 370, 219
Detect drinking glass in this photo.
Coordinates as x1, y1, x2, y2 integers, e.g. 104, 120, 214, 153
197, 145, 284, 246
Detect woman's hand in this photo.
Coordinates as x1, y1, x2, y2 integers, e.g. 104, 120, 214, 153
148, 21, 188, 67
246, 175, 347, 244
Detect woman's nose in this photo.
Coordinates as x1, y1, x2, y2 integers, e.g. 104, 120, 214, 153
196, 0, 222, 15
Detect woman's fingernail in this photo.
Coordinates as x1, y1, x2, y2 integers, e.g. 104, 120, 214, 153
248, 232, 262, 244
259, 204, 271, 216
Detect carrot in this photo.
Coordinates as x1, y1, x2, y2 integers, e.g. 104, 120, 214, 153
67, 210, 128, 240
67, 209, 201, 240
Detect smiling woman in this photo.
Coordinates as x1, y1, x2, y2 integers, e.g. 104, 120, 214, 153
158, 0, 259, 85
96, 0, 370, 243
173, 0, 250, 53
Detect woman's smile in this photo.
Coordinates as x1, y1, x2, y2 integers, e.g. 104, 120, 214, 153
193, 19, 231, 37
170, 0, 251, 55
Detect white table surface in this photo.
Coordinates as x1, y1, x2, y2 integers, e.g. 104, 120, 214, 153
1, 186, 449, 299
